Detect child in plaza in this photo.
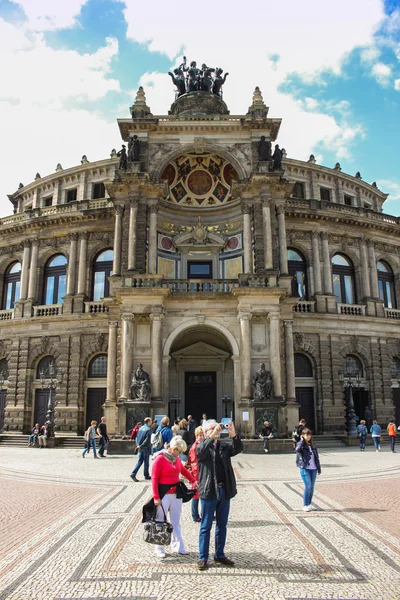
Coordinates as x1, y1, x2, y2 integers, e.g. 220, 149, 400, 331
82, 420, 99, 458
295, 428, 321, 512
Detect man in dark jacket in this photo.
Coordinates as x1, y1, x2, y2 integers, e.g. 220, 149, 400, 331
196, 419, 243, 571
130, 417, 152, 482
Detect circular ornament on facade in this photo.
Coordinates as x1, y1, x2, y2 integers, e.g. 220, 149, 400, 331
160, 236, 173, 250
187, 170, 213, 196
161, 164, 176, 186
227, 236, 239, 250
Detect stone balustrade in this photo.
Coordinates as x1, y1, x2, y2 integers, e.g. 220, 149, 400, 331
84, 301, 109, 314
337, 303, 366, 316
33, 304, 63, 317
293, 301, 315, 313
384, 307, 400, 320
0, 309, 14, 321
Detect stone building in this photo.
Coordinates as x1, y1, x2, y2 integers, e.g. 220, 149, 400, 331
1, 83, 400, 437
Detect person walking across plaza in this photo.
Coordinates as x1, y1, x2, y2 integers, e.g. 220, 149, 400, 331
82, 421, 99, 458
152, 416, 173, 453
295, 428, 321, 512
131, 417, 152, 482
387, 420, 396, 453
260, 420, 273, 453
186, 425, 205, 522
356, 420, 368, 451
196, 420, 243, 571
97, 417, 109, 457
370, 420, 382, 451
151, 436, 198, 559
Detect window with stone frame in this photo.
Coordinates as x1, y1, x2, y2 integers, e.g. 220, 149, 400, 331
344, 195, 353, 206
66, 188, 77, 203
343, 355, 363, 378
36, 356, 57, 379
43, 254, 68, 305
43, 196, 53, 207
287, 248, 308, 300
292, 182, 305, 199
92, 182, 105, 199
88, 354, 108, 378
320, 187, 331, 202
92, 249, 114, 301
2, 261, 21, 310
377, 260, 396, 309
332, 253, 356, 304
294, 353, 313, 378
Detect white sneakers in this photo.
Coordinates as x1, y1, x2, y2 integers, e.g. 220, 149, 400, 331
302, 505, 312, 512
155, 548, 166, 558
264, 449, 269, 453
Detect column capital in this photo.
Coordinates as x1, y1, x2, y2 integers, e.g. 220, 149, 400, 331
114, 205, 124, 216
241, 203, 252, 215
150, 312, 164, 322
128, 195, 140, 208
321, 231, 331, 242
276, 204, 285, 216
121, 312, 135, 322
367, 238, 375, 249
283, 319, 294, 328
23, 240, 31, 249
80, 231, 89, 241
237, 311, 252, 322
312, 230, 320, 240
149, 203, 159, 214
109, 320, 118, 329
68, 232, 79, 242
268, 311, 280, 321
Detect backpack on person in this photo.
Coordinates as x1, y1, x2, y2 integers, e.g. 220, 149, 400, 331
151, 428, 164, 451
84, 427, 90, 442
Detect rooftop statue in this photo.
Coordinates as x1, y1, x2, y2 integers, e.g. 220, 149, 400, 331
168, 57, 229, 98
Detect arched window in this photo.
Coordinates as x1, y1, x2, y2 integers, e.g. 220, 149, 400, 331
92, 249, 113, 301
332, 254, 355, 304
0, 358, 8, 379
288, 249, 307, 300
2, 262, 21, 309
377, 260, 396, 309
36, 356, 56, 379
88, 354, 108, 378
43, 255, 67, 305
343, 355, 363, 377
294, 354, 313, 377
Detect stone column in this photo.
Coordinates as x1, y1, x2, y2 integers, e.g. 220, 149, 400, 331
112, 206, 123, 276
27, 239, 39, 299
269, 312, 282, 397
106, 321, 118, 404
276, 205, 288, 275
148, 204, 159, 274
127, 197, 139, 271
19, 241, 30, 301
284, 320, 296, 402
66, 233, 78, 296
120, 313, 134, 400
262, 198, 273, 269
150, 311, 164, 401
77, 233, 88, 295
242, 204, 253, 274
238, 312, 252, 399
311, 231, 322, 294
321, 232, 333, 294
360, 238, 371, 298
368, 239, 379, 298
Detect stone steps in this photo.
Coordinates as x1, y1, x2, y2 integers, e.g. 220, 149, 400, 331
0, 434, 85, 448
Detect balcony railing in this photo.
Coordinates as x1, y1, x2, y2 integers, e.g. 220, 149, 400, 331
384, 307, 400, 320
294, 301, 315, 313
163, 279, 237, 293
337, 303, 366, 316
84, 301, 109, 314
33, 304, 63, 317
0, 309, 14, 321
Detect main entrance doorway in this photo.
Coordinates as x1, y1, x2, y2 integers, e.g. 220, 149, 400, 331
86, 388, 106, 430
34, 389, 50, 426
295, 387, 316, 432
185, 372, 216, 423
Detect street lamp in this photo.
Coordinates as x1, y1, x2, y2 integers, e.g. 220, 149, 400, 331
222, 395, 231, 418
40, 361, 64, 437
170, 395, 181, 421
339, 357, 361, 437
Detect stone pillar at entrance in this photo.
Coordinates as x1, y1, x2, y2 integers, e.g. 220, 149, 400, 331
120, 312, 134, 400
238, 312, 252, 400
104, 321, 118, 433
150, 311, 164, 401
269, 312, 282, 398
128, 197, 139, 271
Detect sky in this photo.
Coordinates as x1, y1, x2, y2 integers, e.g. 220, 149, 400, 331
0, 0, 399, 217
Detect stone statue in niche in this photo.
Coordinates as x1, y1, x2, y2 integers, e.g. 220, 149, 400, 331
272, 144, 283, 170
130, 363, 151, 401
128, 135, 140, 162
252, 363, 275, 401
258, 136, 272, 162
117, 145, 127, 170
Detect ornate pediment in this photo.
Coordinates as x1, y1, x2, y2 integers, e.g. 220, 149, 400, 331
173, 216, 226, 251
171, 341, 230, 360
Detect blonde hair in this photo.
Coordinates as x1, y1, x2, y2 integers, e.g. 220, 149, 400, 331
169, 435, 187, 454
195, 426, 204, 438
178, 419, 188, 430
91, 420, 97, 426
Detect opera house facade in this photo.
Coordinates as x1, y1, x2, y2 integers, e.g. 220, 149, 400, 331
0, 79, 399, 438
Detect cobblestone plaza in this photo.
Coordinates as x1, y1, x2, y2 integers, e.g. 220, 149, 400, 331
0, 447, 399, 600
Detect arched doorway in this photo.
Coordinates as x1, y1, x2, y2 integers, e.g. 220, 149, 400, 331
167, 325, 235, 424
294, 353, 316, 432
85, 354, 107, 429
34, 356, 56, 426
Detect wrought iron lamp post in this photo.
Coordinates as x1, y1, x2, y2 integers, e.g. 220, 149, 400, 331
170, 395, 181, 421
40, 362, 63, 437
222, 395, 231, 419
339, 358, 361, 437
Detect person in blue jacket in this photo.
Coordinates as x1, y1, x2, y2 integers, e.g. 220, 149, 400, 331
370, 420, 382, 451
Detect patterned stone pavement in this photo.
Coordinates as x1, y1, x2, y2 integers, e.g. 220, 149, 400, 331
0, 446, 399, 600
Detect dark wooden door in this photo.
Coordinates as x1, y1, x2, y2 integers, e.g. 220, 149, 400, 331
86, 388, 106, 429
185, 372, 216, 423
393, 389, 400, 426
34, 390, 50, 426
0, 390, 6, 431
295, 387, 316, 432
352, 388, 369, 422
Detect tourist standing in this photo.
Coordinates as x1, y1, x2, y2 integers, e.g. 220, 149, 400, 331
370, 420, 381, 451
176, 419, 190, 461
201, 413, 207, 428
260, 420, 273, 453
186, 425, 205, 522
387, 420, 396, 453
151, 436, 198, 558
187, 415, 197, 446
82, 421, 99, 458
196, 420, 243, 571
356, 420, 368, 451
295, 428, 321, 512
97, 417, 109, 457
129, 421, 142, 440
131, 417, 152, 481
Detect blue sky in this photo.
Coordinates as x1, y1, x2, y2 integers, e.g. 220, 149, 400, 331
0, 0, 399, 216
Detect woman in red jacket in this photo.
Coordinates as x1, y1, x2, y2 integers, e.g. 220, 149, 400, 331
152, 435, 198, 558
186, 426, 205, 522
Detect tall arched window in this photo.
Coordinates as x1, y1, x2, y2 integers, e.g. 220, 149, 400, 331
294, 354, 313, 377
332, 254, 355, 304
343, 354, 363, 377
2, 262, 21, 309
43, 255, 67, 305
288, 248, 307, 300
88, 354, 108, 377
377, 260, 395, 309
36, 356, 56, 379
92, 249, 113, 301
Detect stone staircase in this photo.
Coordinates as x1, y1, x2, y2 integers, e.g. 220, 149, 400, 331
313, 435, 346, 448
0, 434, 85, 449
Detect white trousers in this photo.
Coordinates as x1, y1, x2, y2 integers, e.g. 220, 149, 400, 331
155, 493, 186, 554
38, 436, 47, 447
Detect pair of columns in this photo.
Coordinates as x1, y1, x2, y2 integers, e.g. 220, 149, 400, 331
107, 311, 164, 403
238, 312, 296, 402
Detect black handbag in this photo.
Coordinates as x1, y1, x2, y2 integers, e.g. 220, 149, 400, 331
176, 481, 196, 503
143, 504, 173, 546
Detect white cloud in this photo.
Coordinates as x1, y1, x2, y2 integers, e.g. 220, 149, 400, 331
371, 61, 393, 85
360, 46, 381, 63
13, 0, 88, 31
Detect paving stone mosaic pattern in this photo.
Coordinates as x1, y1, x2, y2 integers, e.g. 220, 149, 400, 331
0, 447, 399, 600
